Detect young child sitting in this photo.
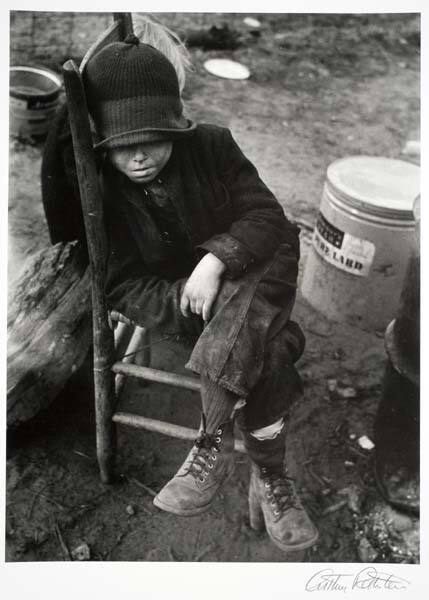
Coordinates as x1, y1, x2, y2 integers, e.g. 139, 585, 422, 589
42, 19, 318, 554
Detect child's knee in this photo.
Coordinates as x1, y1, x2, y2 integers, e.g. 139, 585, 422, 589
250, 418, 284, 440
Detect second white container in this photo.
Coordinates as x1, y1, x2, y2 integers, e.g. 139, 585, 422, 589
301, 156, 420, 331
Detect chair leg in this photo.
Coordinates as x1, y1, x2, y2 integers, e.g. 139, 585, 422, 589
94, 368, 117, 483
115, 325, 151, 396
114, 320, 134, 357
134, 326, 151, 368
133, 327, 151, 390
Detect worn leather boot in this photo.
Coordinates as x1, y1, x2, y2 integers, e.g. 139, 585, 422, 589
153, 417, 235, 516
243, 424, 318, 552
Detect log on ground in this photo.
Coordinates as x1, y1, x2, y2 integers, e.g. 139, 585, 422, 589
7, 241, 92, 427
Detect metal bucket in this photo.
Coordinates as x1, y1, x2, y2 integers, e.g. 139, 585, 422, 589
301, 156, 420, 331
9, 66, 62, 137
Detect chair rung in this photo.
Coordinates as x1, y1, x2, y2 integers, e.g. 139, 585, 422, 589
112, 361, 201, 391
112, 412, 246, 453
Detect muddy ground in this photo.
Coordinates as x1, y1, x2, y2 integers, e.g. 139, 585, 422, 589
7, 13, 420, 563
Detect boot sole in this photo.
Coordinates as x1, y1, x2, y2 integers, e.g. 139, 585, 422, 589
153, 464, 235, 517
270, 528, 319, 553
153, 494, 214, 516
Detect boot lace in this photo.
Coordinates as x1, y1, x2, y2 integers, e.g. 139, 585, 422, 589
185, 415, 223, 483
261, 467, 301, 516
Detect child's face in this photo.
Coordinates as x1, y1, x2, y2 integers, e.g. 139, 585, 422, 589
108, 141, 173, 184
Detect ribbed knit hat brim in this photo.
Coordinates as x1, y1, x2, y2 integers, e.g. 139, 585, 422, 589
93, 119, 196, 149
83, 37, 194, 149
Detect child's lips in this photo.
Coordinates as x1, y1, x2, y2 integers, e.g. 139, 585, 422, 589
131, 166, 154, 177
132, 166, 152, 173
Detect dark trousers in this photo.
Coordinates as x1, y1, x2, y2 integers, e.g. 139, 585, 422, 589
178, 244, 305, 431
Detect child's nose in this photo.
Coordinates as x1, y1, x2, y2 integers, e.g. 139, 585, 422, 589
133, 146, 147, 161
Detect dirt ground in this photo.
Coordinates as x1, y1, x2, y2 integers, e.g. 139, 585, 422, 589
7, 13, 420, 563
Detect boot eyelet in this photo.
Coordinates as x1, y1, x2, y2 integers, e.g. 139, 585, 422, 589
215, 437, 221, 443
208, 463, 214, 469
264, 482, 270, 488
216, 429, 222, 435
199, 476, 205, 482
213, 447, 219, 453
274, 509, 280, 516
212, 455, 217, 461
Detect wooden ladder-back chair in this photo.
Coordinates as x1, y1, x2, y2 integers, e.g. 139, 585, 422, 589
62, 13, 244, 484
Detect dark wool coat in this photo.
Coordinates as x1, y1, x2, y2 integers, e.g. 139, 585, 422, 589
101, 123, 301, 332
41, 110, 305, 429
41, 103, 88, 245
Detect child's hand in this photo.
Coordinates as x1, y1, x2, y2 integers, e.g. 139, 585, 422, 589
180, 253, 226, 322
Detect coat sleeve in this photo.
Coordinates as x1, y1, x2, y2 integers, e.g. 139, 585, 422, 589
41, 103, 86, 244
104, 202, 191, 334
198, 128, 300, 278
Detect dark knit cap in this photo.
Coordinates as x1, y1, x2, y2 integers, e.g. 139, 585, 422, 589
83, 34, 195, 149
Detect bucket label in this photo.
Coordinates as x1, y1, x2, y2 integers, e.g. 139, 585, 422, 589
27, 97, 58, 110
312, 212, 375, 277
9, 96, 27, 110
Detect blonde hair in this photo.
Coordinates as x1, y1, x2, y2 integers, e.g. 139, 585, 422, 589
132, 14, 192, 94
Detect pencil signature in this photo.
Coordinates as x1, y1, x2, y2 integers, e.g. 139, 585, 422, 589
305, 567, 411, 592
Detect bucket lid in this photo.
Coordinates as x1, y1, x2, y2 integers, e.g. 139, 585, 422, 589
326, 156, 420, 221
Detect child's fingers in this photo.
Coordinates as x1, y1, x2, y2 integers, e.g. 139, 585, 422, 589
190, 296, 198, 315
180, 289, 191, 317
195, 298, 204, 316
202, 300, 212, 323
202, 290, 217, 322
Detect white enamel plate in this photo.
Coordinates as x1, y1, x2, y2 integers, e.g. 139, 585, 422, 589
203, 58, 250, 80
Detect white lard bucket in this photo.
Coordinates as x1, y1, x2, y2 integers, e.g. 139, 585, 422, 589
301, 156, 420, 331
